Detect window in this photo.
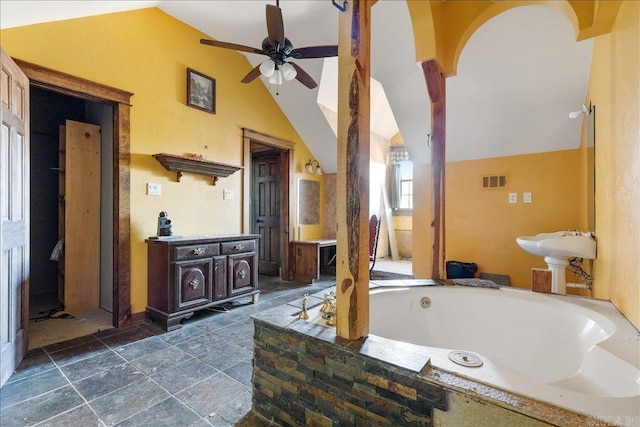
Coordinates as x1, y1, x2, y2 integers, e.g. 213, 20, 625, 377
390, 159, 413, 211
397, 160, 413, 210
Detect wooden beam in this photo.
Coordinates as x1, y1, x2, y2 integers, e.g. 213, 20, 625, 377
422, 60, 446, 280
336, 0, 372, 340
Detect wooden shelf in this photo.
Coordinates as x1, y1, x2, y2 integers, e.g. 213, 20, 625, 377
153, 153, 242, 185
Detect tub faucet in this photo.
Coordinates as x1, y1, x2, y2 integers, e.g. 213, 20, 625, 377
320, 291, 336, 326
325, 302, 336, 327
320, 292, 335, 317
298, 294, 310, 320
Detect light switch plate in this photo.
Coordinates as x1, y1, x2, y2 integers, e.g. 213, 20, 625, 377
223, 189, 233, 200
523, 192, 532, 203
147, 183, 161, 196
508, 193, 517, 204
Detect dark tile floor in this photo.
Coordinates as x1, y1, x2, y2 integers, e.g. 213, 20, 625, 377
1, 276, 336, 427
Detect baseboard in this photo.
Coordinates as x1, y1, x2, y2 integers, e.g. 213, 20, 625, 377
130, 311, 147, 324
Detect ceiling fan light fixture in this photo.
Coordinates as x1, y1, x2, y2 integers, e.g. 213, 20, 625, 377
259, 60, 276, 77
268, 70, 283, 85
200, 2, 335, 89
281, 62, 297, 81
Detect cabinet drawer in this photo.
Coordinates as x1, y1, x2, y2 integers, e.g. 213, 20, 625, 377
221, 240, 255, 255
174, 244, 219, 260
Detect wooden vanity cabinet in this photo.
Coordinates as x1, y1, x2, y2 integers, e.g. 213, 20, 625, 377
146, 234, 260, 331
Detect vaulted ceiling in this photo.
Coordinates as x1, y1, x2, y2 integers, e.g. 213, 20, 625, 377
1, 1, 593, 172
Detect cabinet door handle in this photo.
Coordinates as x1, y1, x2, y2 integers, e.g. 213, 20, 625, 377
188, 278, 200, 289
193, 247, 205, 255
234, 244, 244, 251
238, 270, 247, 279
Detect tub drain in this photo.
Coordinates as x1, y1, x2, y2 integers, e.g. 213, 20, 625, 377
448, 351, 483, 367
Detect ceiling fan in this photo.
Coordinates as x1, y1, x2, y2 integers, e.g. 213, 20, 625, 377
200, 1, 337, 89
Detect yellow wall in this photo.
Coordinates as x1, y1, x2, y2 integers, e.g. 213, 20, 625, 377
412, 162, 433, 278
1, 8, 317, 315
587, 0, 640, 329
445, 150, 582, 287
392, 215, 412, 259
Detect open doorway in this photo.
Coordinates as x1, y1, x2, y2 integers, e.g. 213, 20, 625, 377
13, 58, 134, 352
28, 87, 114, 348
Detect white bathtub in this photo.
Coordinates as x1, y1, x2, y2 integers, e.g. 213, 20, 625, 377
367, 285, 640, 424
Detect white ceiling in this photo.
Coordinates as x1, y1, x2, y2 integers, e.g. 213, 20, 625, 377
1, 1, 593, 172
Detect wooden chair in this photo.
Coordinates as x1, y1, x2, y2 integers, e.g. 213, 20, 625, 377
369, 214, 381, 278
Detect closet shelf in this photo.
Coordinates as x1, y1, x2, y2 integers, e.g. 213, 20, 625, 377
152, 153, 242, 185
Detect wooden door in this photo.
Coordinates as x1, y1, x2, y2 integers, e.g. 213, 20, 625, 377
62, 120, 101, 312
1, 48, 30, 387
252, 153, 281, 276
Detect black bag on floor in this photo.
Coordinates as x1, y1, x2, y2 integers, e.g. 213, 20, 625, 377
446, 261, 478, 279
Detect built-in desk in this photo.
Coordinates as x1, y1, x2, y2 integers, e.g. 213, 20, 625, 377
292, 238, 337, 283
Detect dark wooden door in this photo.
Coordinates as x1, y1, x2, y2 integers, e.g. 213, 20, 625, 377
252, 153, 281, 275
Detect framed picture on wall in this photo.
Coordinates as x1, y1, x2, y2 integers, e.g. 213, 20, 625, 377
187, 68, 216, 114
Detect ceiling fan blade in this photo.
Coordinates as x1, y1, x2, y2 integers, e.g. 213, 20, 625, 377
241, 64, 262, 83
290, 63, 317, 89
290, 45, 338, 59
266, 4, 285, 48
200, 39, 265, 55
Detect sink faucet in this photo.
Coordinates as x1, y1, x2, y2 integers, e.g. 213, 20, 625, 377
563, 230, 594, 237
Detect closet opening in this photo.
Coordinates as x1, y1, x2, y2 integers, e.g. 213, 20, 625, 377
29, 86, 114, 348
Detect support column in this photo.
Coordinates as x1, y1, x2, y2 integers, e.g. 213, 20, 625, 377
336, 0, 373, 340
422, 60, 446, 280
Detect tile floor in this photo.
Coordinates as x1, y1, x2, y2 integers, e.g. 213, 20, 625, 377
1, 276, 336, 427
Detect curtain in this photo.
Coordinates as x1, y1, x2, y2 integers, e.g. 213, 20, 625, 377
390, 163, 401, 209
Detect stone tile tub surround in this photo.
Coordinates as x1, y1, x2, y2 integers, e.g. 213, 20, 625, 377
252, 303, 447, 426
251, 283, 637, 427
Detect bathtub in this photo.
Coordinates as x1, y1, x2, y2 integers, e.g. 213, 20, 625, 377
367, 285, 640, 424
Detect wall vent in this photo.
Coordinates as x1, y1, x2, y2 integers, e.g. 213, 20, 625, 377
482, 174, 507, 189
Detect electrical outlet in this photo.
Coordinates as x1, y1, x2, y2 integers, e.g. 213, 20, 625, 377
223, 189, 233, 200
508, 193, 517, 204
147, 183, 161, 196
523, 192, 532, 203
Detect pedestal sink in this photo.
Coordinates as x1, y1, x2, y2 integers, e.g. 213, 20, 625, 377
516, 231, 596, 294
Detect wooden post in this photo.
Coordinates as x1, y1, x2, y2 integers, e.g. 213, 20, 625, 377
336, 0, 372, 340
422, 60, 446, 279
